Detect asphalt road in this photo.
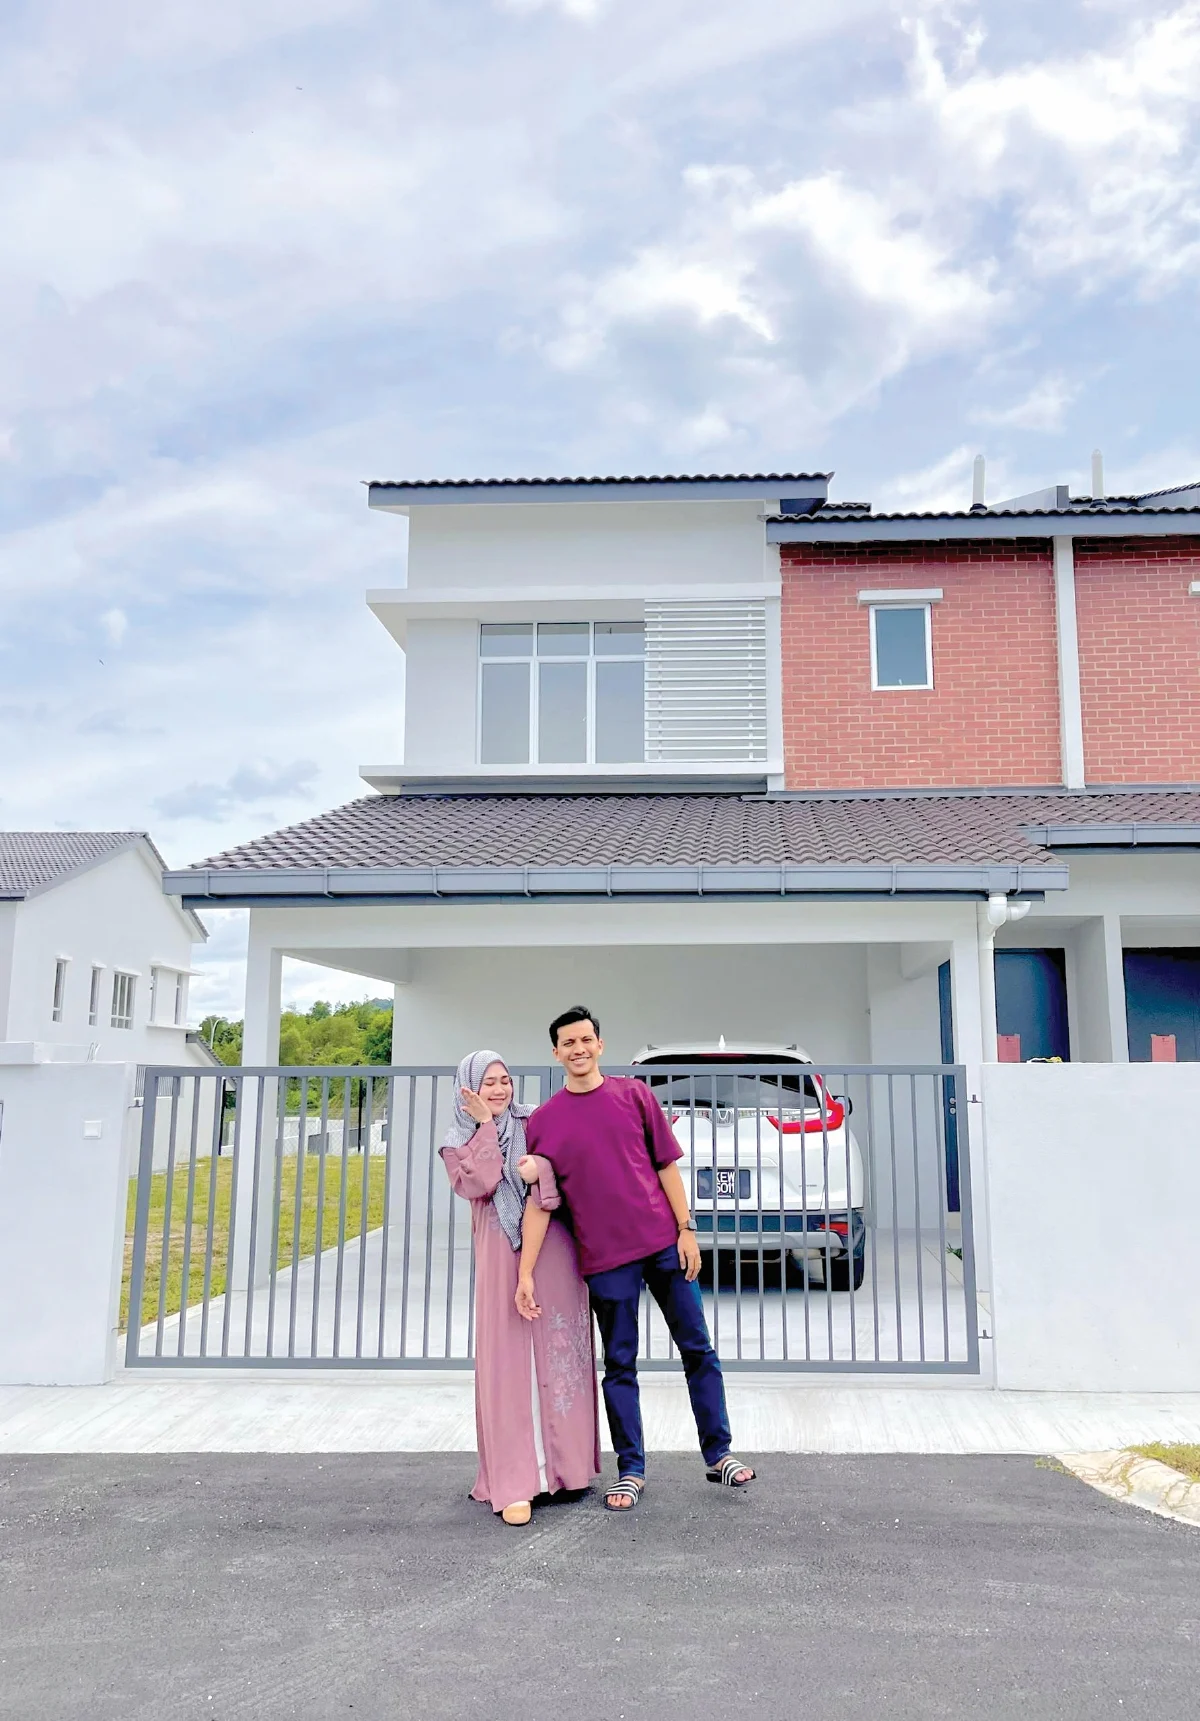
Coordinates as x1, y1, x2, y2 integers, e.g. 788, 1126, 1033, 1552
1, 1453, 1198, 1720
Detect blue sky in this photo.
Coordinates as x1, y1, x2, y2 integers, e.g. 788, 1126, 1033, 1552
3, 0, 1199, 1013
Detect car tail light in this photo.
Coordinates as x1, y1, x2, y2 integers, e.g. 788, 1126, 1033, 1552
767, 1079, 845, 1136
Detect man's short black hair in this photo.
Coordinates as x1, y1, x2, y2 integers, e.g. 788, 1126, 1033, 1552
549, 1004, 600, 1047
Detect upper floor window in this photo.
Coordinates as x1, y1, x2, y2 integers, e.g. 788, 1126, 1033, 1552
51, 958, 68, 1023
174, 972, 187, 1025
870, 604, 933, 690
479, 622, 645, 765
88, 965, 103, 1028
111, 971, 136, 1031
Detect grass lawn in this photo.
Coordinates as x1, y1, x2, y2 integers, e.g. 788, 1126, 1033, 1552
1131, 1443, 1200, 1482
122, 1153, 389, 1333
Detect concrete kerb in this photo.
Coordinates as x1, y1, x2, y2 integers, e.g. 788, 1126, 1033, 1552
1058, 1450, 1200, 1528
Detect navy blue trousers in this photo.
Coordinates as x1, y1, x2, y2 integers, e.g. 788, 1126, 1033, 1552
586, 1244, 731, 1478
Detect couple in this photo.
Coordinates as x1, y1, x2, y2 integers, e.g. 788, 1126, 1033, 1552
440, 1004, 755, 1525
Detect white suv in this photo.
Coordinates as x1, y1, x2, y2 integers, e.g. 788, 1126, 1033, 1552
630, 1042, 867, 1291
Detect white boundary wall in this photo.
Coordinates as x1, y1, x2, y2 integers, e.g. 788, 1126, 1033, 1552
984, 1063, 1200, 1392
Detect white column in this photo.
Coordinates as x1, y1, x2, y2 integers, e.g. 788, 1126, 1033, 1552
1071, 913, 1128, 1061
1053, 535, 1086, 789
242, 916, 283, 1066
950, 931, 986, 1071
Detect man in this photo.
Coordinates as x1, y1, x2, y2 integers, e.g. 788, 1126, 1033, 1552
517, 1004, 755, 1512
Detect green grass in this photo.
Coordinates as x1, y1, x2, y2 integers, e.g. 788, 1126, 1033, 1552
121, 1153, 389, 1333
1131, 1443, 1200, 1482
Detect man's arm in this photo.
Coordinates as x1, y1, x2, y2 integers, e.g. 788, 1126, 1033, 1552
515, 1201, 551, 1319
658, 1161, 701, 1282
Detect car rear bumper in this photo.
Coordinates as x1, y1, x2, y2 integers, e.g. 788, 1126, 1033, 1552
694, 1211, 865, 1253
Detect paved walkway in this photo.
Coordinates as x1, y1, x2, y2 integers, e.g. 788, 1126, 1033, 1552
4, 1368, 1200, 1454
2, 1453, 1198, 1720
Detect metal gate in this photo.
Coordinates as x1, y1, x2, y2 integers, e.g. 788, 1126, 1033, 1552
125, 1063, 979, 1373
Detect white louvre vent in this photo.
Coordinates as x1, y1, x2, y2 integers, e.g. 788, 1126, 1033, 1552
644, 599, 769, 763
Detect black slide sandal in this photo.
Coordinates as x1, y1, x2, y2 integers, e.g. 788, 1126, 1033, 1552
706, 1455, 756, 1487
603, 1476, 645, 1512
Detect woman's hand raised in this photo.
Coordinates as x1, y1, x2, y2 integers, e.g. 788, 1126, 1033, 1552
516, 1154, 540, 1185
460, 1087, 493, 1126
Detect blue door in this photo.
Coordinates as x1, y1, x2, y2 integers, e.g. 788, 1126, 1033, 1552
1124, 951, 1200, 1061
994, 949, 1070, 1062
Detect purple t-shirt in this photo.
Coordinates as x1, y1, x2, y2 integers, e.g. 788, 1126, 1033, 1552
525, 1077, 683, 1277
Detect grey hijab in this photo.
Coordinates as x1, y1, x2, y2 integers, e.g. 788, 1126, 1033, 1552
441, 1050, 535, 1252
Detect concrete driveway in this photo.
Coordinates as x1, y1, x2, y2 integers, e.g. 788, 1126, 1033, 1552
1, 1454, 1197, 1720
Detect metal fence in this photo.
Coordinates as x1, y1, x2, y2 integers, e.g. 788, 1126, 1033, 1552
125, 1063, 979, 1374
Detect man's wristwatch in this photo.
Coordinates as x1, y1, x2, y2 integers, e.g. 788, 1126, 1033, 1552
679, 1220, 697, 1233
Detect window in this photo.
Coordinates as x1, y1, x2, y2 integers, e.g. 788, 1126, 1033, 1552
51, 959, 68, 1023
174, 972, 187, 1025
88, 965, 103, 1027
478, 621, 645, 765
111, 971, 136, 1030
870, 604, 933, 689
149, 967, 160, 1022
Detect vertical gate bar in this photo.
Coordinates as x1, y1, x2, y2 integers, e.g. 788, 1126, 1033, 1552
798, 1090, 810, 1362
197, 1072, 227, 1357
421, 1074, 440, 1359
444, 1085, 458, 1359
375, 1074, 397, 1358
886, 1074, 903, 1362
309, 1076, 332, 1358
931, 1072, 952, 1362
264, 1074, 289, 1358
820, 1070, 834, 1362
953, 1069, 981, 1373
396, 1074, 417, 1358
864, 1075, 882, 1364
286, 1076, 310, 1359
125, 1073, 161, 1364
909, 1073, 926, 1362
778, 1071, 790, 1363
331, 1075, 353, 1359
175, 1081, 203, 1358
754, 1088, 765, 1362
841, 1072, 857, 1363
705, 1072, 716, 1362
235, 1075, 268, 1360
732, 1071, 742, 1361
153, 1077, 182, 1357
354, 1075, 375, 1358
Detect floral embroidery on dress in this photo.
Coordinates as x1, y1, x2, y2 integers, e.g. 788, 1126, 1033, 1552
540, 1302, 594, 1418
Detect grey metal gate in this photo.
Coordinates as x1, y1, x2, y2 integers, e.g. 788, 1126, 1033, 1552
125, 1063, 979, 1373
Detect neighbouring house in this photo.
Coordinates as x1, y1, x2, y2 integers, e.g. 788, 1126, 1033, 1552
0, 831, 215, 1069
161, 470, 1200, 1074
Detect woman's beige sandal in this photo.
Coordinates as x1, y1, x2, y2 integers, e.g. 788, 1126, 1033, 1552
603, 1476, 645, 1512
706, 1455, 755, 1488
501, 1501, 533, 1525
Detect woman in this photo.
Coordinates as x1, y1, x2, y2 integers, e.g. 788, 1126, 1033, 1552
441, 1050, 600, 1525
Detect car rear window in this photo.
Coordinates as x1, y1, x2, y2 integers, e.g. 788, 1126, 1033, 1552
636, 1056, 821, 1107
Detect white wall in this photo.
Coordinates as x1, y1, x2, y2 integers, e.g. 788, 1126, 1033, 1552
404, 618, 479, 771
0, 903, 15, 1039
0, 1059, 132, 1383
984, 1063, 1200, 1390
405, 499, 774, 593
5, 846, 207, 1066
390, 942, 871, 1067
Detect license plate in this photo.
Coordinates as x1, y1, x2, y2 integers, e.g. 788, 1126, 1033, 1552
696, 1168, 752, 1200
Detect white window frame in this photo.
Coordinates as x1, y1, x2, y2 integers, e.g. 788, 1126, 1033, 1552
111, 971, 136, 1031
174, 972, 187, 1025
88, 965, 104, 1028
477, 621, 646, 766
149, 966, 160, 1023
869, 602, 934, 692
51, 958, 68, 1023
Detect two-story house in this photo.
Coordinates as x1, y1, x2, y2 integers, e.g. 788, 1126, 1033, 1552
163, 470, 1200, 1077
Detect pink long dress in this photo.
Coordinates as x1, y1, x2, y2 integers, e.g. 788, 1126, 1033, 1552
442, 1121, 601, 1513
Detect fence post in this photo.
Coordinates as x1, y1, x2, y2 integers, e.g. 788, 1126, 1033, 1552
0, 1058, 133, 1384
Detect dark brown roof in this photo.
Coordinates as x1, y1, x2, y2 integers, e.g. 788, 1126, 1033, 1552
188, 791, 1200, 874
365, 471, 829, 489
0, 831, 147, 898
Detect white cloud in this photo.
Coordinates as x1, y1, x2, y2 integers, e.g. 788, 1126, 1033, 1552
499, 0, 607, 16
100, 607, 129, 646
972, 374, 1078, 432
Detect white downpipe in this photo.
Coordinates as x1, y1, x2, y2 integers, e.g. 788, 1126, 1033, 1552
978, 895, 1032, 1062
1052, 535, 1086, 790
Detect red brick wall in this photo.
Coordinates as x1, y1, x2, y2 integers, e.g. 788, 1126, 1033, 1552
1074, 538, 1200, 785
781, 542, 1062, 789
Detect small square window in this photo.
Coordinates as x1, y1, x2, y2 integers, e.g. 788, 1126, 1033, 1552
594, 622, 645, 657
871, 605, 932, 689
479, 623, 533, 658
536, 622, 590, 656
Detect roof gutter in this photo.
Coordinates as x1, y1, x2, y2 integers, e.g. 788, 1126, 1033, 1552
162, 860, 1069, 906
768, 511, 1200, 545
1024, 823, 1200, 848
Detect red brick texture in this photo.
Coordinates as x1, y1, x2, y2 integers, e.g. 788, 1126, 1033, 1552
1074, 538, 1200, 785
781, 542, 1063, 790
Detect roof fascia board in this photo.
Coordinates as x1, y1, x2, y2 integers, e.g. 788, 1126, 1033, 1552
358, 769, 777, 795
1024, 823, 1200, 847
769, 513, 1200, 545
370, 477, 828, 510
163, 860, 1069, 903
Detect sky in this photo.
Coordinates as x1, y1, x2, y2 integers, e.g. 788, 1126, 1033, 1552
3, 0, 1200, 1015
